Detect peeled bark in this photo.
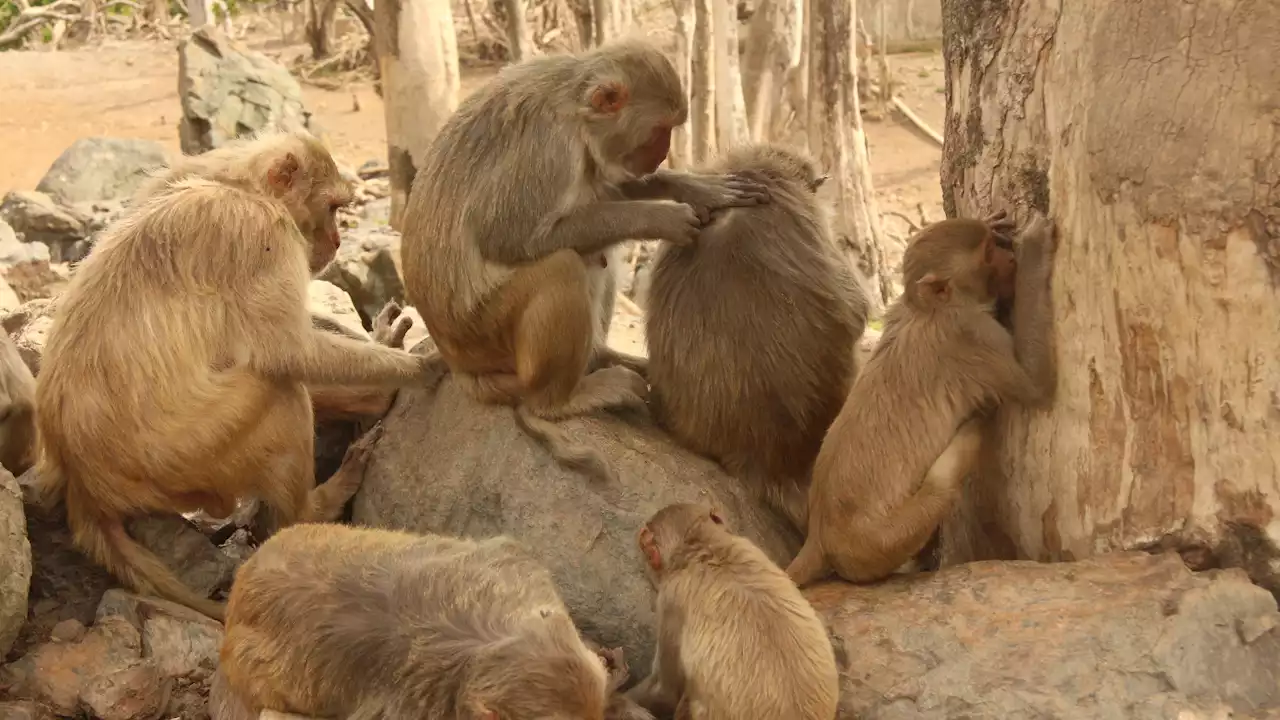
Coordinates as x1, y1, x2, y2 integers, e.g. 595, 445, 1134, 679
502, 0, 534, 61
376, 0, 460, 230
741, 0, 800, 142
711, 0, 748, 147
807, 0, 890, 313
937, 0, 1280, 598
690, 0, 716, 163
668, 0, 695, 169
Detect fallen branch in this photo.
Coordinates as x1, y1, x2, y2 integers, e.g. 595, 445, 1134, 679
616, 293, 644, 316
0, 0, 82, 49
890, 96, 944, 147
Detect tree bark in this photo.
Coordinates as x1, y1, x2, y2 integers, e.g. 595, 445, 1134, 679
668, 0, 695, 169
376, 0, 460, 230
305, 0, 339, 58
591, 0, 615, 45
741, 0, 799, 142
711, 0, 748, 148
186, 0, 212, 27
502, 0, 534, 61
807, 0, 889, 313
690, 0, 716, 164
936, 0, 1280, 598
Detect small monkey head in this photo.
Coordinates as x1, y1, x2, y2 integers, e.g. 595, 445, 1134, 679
260, 133, 355, 273
902, 218, 1015, 309
578, 40, 688, 180
637, 503, 727, 584
466, 623, 609, 720
715, 144, 827, 194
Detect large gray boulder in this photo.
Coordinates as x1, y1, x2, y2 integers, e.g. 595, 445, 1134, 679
177, 26, 317, 155
351, 376, 801, 671
811, 552, 1280, 719
35, 138, 169, 205
0, 467, 31, 658
0, 191, 91, 264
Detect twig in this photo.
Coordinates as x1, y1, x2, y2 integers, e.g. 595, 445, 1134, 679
882, 211, 922, 234
890, 96, 944, 147
615, 293, 644, 316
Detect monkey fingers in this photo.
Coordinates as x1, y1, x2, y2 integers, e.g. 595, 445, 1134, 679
673, 173, 772, 222
308, 423, 384, 521
372, 300, 413, 349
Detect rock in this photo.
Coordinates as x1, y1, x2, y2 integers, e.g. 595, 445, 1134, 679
1, 614, 145, 714
0, 701, 55, 719
317, 228, 404, 325
0, 467, 31, 658
357, 158, 389, 179
95, 590, 222, 679
0, 218, 51, 273
0, 191, 91, 263
177, 26, 317, 155
48, 618, 86, 644
308, 279, 366, 337
351, 377, 800, 671
34, 137, 169, 205
80, 659, 168, 720
126, 515, 237, 599
807, 552, 1280, 719
7, 299, 55, 374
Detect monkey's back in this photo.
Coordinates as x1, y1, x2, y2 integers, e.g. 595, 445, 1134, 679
646, 186, 859, 480
670, 534, 839, 719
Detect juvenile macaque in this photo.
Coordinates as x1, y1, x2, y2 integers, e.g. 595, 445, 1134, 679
217, 523, 610, 719
0, 332, 35, 475
400, 39, 769, 484
787, 212, 1059, 586
33, 131, 439, 620
645, 144, 868, 532
628, 503, 839, 720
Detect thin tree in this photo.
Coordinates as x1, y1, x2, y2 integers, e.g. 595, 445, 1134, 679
502, 0, 534, 61
690, 0, 716, 163
592, 0, 616, 45
742, 0, 801, 142
668, 0, 695, 168
711, 0, 748, 148
376, 0, 461, 229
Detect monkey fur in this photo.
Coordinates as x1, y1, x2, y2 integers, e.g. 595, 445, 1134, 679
628, 503, 840, 720
787, 212, 1059, 586
0, 331, 35, 476
216, 523, 611, 719
33, 130, 439, 621
645, 143, 868, 534
399, 39, 770, 484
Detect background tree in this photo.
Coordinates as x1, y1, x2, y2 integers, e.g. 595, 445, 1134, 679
710, 0, 747, 147
501, 0, 533, 61
741, 0, 800, 142
376, 0, 460, 229
807, 0, 889, 312
936, 0, 1280, 597
304, 0, 339, 58
668, 0, 694, 168
591, 0, 615, 45
689, 0, 715, 163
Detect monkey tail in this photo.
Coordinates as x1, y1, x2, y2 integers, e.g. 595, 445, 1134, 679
786, 538, 831, 588
514, 405, 618, 484
65, 482, 226, 621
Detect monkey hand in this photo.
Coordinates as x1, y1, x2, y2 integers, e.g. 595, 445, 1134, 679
372, 300, 414, 349
674, 173, 771, 223
982, 209, 1018, 245
646, 203, 703, 246
597, 646, 631, 690
1016, 213, 1059, 271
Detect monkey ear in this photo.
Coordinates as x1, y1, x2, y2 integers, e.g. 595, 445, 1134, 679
708, 509, 725, 525
588, 81, 632, 114
916, 273, 951, 303
638, 526, 662, 571
809, 174, 829, 192
266, 153, 301, 193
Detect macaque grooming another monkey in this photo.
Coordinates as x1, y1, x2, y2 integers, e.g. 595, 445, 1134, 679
628, 503, 839, 720
786, 212, 1059, 586
400, 39, 770, 484
33, 130, 440, 621
217, 523, 610, 719
645, 144, 868, 533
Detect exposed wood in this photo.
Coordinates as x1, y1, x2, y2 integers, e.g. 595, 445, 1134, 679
891, 96, 942, 146
501, 0, 534, 60
690, 0, 716, 163
668, 0, 695, 168
711, 0, 748, 147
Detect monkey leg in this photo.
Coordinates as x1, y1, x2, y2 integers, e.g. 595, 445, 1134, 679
309, 385, 396, 421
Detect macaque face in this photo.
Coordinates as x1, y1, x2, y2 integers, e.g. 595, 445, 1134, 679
627, 123, 673, 176
985, 237, 1017, 301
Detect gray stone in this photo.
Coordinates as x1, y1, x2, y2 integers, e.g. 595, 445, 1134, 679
0, 467, 31, 658
350, 375, 800, 672
317, 229, 404, 326
0, 191, 91, 263
34, 137, 169, 205
808, 552, 1280, 719
177, 26, 317, 155
126, 515, 237, 599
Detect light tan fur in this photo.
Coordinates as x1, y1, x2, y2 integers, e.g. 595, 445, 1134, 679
217, 523, 610, 719
628, 503, 839, 720
0, 332, 36, 475
645, 143, 867, 533
33, 130, 437, 621
787, 212, 1058, 586
400, 39, 769, 484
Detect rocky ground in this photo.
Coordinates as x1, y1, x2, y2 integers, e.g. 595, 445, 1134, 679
0, 19, 1277, 720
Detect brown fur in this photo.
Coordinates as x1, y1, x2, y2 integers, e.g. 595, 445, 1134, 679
645, 144, 868, 533
628, 503, 839, 720
217, 523, 610, 719
787, 213, 1059, 586
33, 130, 438, 621
400, 39, 769, 484
0, 332, 36, 475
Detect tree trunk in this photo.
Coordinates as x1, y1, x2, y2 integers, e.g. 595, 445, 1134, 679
690, 0, 716, 164
186, 0, 212, 27
741, 0, 798, 142
377, 0, 460, 230
669, 0, 695, 169
591, 0, 615, 45
305, 0, 339, 58
807, 0, 889, 313
616, 0, 632, 34
778, 0, 808, 141
147, 0, 169, 22
936, 0, 1280, 598
502, 0, 534, 61
711, 0, 748, 148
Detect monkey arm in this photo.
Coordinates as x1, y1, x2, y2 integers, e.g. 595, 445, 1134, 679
626, 596, 686, 716
483, 200, 696, 264
620, 170, 770, 221
1009, 221, 1058, 406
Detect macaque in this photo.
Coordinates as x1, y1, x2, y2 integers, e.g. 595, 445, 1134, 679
216, 523, 610, 719
399, 39, 770, 484
787, 212, 1059, 586
0, 332, 35, 475
645, 144, 868, 533
628, 503, 839, 720
33, 130, 439, 621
